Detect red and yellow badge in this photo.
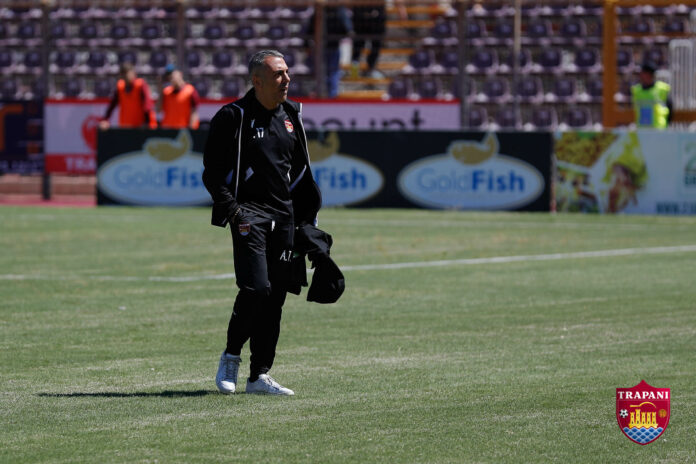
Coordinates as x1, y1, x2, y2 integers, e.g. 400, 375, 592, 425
616, 380, 670, 445
238, 222, 251, 236
284, 119, 294, 133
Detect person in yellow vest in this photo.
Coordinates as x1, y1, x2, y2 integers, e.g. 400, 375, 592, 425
99, 63, 157, 130
159, 68, 200, 129
631, 61, 672, 129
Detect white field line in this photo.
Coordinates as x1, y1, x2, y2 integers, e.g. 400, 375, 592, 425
1, 244, 695, 283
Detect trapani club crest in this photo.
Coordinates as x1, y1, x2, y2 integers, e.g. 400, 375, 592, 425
616, 380, 670, 445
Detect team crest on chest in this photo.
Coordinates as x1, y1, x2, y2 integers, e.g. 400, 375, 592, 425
284, 119, 294, 133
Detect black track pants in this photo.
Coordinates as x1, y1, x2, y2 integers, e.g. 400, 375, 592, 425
226, 214, 294, 379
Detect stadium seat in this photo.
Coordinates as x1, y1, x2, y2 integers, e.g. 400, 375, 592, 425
283, 51, 310, 75
141, 23, 160, 41
0, 50, 13, 71
17, 21, 37, 40
94, 78, 113, 98
22, 50, 42, 70
557, 18, 587, 44
186, 50, 201, 71
527, 106, 558, 130
232, 24, 256, 46
663, 17, 687, 34
191, 79, 209, 98
548, 77, 577, 103
491, 21, 514, 45
499, 50, 532, 74
617, 49, 634, 71
423, 20, 457, 47
536, 49, 562, 72
221, 78, 245, 98
84, 51, 107, 72
466, 49, 498, 74
563, 107, 592, 128
615, 78, 632, 103
63, 79, 82, 98
465, 106, 488, 128
417, 78, 441, 99
117, 50, 137, 65
401, 49, 433, 75
78, 23, 98, 42
146, 50, 168, 73
388, 78, 410, 99
202, 23, 224, 43
571, 48, 600, 73
0, 79, 17, 99
515, 76, 543, 102
583, 77, 603, 103
477, 77, 510, 103
51, 50, 77, 74
50, 22, 66, 41
524, 20, 552, 45
493, 107, 519, 129
465, 20, 487, 46
449, 78, 473, 100
210, 51, 234, 75
434, 50, 459, 75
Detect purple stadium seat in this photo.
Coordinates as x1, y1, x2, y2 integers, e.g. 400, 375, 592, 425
0, 23, 7, 40
515, 77, 543, 102
1, 79, 17, 99
500, 50, 531, 73
439, 50, 458, 72
78, 23, 98, 40
492, 21, 514, 44
221, 78, 244, 98
537, 48, 562, 72
50, 22, 66, 40
525, 20, 552, 44
465, 20, 487, 46
186, 50, 201, 70
204, 23, 224, 41
118, 50, 137, 65
564, 107, 591, 128
642, 48, 666, 67
584, 77, 603, 102
572, 48, 600, 72
466, 49, 498, 74
529, 107, 558, 130
558, 19, 587, 44
663, 17, 687, 33
402, 49, 432, 74
465, 107, 488, 128
617, 49, 633, 70
423, 20, 457, 47
388, 78, 410, 99
64, 79, 82, 98
94, 79, 113, 98
451, 78, 473, 100
148, 50, 168, 70
628, 17, 655, 35
17, 22, 37, 39
0, 51, 12, 70
417, 78, 440, 99
141, 23, 160, 40
23, 51, 42, 69
86, 51, 106, 70
478, 77, 509, 103
55, 50, 76, 69
234, 24, 256, 44
212, 51, 233, 70
494, 107, 519, 129
549, 77, 577, 102
192, 79, 209, 98
615, 78, 632, 103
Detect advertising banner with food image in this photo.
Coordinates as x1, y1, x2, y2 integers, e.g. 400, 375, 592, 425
554, 130, 696, 215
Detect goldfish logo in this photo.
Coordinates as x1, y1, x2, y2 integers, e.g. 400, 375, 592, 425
616, 380, 670, 445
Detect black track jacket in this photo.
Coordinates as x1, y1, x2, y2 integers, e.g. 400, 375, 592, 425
202, 89, 322, 228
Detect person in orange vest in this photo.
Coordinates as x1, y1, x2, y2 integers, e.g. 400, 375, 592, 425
99, 63, 157, 130
159, 67, 200, 129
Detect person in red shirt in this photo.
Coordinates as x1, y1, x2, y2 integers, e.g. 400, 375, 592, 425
100, 63, 157, 129
159, 68, 200, 129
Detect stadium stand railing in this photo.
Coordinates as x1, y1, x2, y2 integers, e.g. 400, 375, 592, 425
1, 0, 696, 130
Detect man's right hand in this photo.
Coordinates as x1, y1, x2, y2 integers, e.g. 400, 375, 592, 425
98, 120, 110, 130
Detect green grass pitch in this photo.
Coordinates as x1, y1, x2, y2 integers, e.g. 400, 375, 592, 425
1, 206, 695, 463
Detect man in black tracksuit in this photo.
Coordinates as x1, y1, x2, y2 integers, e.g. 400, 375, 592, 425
203, 50, 321, 396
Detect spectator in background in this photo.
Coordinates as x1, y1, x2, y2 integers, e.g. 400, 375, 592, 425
350, 1, 406, 79
631, 61, 672, 129
307, 6, 352, 98
159, 67, 200, 129
100, 63, 157, 130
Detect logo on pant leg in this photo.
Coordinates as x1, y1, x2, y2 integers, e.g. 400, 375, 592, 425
238, 223, 251, 236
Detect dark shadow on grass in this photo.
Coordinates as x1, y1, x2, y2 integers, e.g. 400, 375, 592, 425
37, 390, 217, 398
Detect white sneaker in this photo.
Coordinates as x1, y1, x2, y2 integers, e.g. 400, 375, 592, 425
215, 351, 241, 394
246, 374, 295, 396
